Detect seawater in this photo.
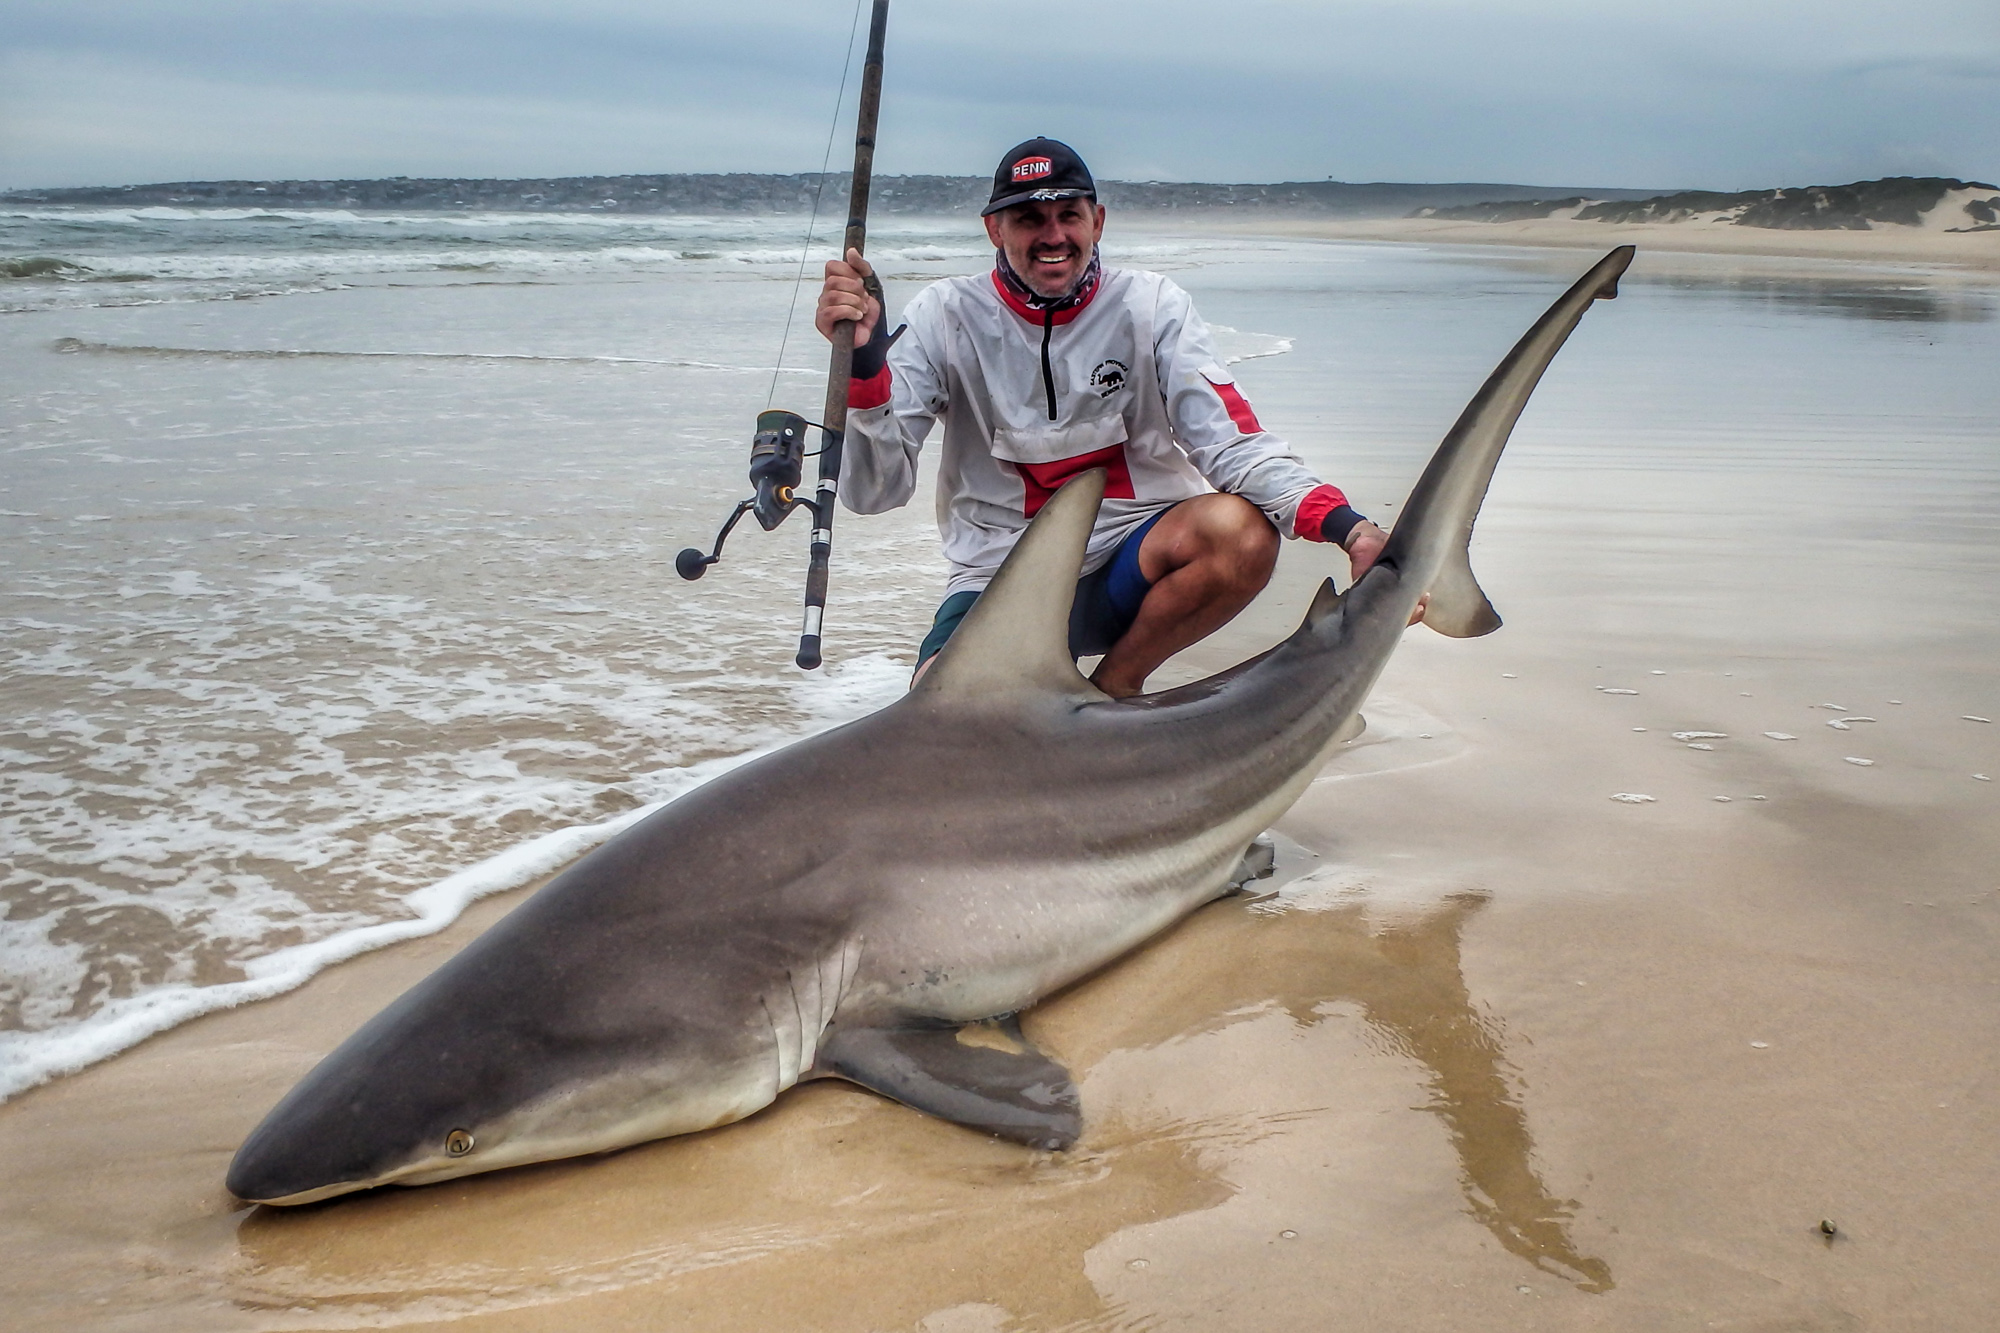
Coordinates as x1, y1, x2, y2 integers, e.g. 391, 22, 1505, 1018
3, 205, 1997, 1101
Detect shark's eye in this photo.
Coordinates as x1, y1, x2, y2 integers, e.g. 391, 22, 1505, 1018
445, 1129, 474, 1156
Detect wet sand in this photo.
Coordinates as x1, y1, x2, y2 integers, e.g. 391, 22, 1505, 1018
5, 240, 1999, 1331
1232, 214, 2000, 276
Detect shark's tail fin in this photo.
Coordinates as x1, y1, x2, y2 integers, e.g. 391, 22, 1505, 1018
1422, 543, 1504, 638
1381, 245, 1634, 640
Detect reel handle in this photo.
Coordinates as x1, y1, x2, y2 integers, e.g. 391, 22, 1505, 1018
675, 499, 755, 581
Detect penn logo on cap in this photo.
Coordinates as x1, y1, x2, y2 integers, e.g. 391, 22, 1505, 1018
1011, 156, 1054, 183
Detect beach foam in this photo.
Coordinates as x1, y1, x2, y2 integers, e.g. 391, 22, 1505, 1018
0, 651, 908, 1103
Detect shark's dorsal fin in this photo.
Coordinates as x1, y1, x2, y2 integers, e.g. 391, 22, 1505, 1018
914, 470, 1109, 703
816, 1018, 1081, 1150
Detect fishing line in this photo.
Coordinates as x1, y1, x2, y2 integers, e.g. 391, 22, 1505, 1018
767, 0, 870, 408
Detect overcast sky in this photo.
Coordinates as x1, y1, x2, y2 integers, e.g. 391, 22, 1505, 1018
4, 0, 1996, 192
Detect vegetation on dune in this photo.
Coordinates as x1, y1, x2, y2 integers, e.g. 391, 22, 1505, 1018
1414, 177, 2000, 231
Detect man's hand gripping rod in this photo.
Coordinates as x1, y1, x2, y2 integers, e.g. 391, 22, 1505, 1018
676, 0, 891, 671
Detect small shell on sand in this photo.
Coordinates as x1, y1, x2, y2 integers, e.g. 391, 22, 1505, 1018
1713, 795, 1733, 802
1965, 715, 1993, 724
1765, 731, 1797, 741
1598, 687, 1639, 696
1673, 731, 1727, 741
1687, 743, 1715, 751
1610, 793, 1657, 804
1828, 719, 1851, 730
1844, 757, 1875, 767
1975, 774, 1992, 782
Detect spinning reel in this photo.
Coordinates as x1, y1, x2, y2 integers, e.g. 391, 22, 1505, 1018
674, 409, 822, 582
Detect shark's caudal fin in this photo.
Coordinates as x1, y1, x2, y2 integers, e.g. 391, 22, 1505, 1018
1383, 245, 1635, 639
1423, 545, 1504, 638
914, 469, 1110, 703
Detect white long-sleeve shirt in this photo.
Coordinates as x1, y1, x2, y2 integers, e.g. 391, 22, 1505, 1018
841, 264, 1346, 597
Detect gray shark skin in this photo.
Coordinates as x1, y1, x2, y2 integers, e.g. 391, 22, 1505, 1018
226, 246, 1633, 1206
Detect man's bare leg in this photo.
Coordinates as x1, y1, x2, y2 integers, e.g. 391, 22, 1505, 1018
1089, 494, 1278, 699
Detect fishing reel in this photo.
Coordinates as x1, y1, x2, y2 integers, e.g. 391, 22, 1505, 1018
675, 410, 823, 581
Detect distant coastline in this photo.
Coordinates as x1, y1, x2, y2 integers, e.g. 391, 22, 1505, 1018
1, 172, 1663, 218
1415, 176, 2000, 234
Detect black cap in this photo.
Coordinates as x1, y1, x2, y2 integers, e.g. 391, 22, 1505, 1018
982, 138, 1097, 217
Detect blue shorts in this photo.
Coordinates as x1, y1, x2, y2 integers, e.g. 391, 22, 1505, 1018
917, 506, 1172, 667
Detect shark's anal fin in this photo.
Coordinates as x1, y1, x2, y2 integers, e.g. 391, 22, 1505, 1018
815, 1017, 1081, 1150
1423, 543, 1503, 638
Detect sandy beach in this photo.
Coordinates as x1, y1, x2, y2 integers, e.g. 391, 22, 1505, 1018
3, 223, 1997, 1331
1236, 213, 2000, 276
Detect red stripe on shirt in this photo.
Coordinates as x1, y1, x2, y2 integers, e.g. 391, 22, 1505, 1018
1204, 376, 1264, 434
1015, 443, 1135, 517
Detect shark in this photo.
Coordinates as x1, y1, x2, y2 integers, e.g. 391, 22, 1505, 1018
226, 245, 1634, 1206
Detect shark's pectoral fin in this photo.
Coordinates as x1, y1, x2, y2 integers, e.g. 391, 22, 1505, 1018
1334, 710, 1366, 743
1421, 543, 1503, 638
815, 1018, 1081, 1150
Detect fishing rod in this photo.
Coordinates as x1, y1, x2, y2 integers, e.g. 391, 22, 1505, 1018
676, 0, 891, 671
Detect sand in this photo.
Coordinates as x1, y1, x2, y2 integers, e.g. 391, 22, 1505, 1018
5, 230, 1999, 1331
1229, 214, 2000, 276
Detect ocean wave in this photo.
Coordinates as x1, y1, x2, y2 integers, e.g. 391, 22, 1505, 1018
2, 256, 90, 279
0, 648, 911, 1104
47, 337, 821, 373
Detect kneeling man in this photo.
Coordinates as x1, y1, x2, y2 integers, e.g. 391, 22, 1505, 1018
817, 137, 1389, 697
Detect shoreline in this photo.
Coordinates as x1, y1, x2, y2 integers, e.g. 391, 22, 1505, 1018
1209, 214, 2000, 276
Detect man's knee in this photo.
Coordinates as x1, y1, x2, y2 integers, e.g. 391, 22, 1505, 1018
1202, 494, 1279, 583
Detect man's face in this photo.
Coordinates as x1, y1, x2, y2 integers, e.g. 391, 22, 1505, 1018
983, 198, 1107, 300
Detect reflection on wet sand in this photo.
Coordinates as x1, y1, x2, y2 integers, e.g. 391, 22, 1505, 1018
1361, 895, 1613, 1292
1645, 273, 1997, 323
229, 887, 1605, 1327
1062, 886, 1612, 1297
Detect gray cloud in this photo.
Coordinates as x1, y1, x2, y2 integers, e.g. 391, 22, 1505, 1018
3, 0, 1995, 191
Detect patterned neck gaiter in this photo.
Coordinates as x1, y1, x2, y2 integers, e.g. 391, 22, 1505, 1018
994, 245, 1102, 312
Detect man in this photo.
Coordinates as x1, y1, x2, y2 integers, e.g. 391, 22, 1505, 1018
816, 137, 1394, 697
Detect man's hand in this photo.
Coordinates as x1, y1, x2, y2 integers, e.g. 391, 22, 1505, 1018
1342, 520, 1428, 625
816, 247, 881, 345
1342, 520, 1388, 581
